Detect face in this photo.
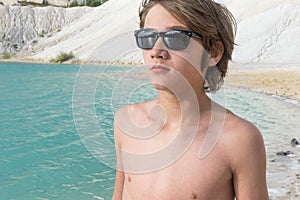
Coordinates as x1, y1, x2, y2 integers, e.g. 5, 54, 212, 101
142, 4, 212, 93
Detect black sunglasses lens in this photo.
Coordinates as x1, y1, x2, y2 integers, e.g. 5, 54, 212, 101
164, 30, 190, 50
136, 30, 157, 49
135, 30, 191, 50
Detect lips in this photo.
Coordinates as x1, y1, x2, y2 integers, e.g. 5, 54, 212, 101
150, 65, 170, 73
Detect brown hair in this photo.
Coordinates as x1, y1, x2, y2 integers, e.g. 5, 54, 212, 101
139, 0, 236, 92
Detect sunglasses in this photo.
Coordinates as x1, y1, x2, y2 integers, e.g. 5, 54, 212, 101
134, 29, 202, 50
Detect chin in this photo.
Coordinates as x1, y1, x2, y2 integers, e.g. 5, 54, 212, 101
152, 83, 168, 90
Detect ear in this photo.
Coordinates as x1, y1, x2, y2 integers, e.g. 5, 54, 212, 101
208, 41, 224, 67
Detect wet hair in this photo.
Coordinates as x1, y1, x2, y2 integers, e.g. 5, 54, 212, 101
139, 0, 236, 92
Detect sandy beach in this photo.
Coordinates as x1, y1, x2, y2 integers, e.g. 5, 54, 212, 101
225, 64, 300, 102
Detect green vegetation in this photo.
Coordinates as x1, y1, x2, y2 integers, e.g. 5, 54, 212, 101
1, 52, 11, 59
69, 0, 82, 7
18, 0, 48, 7
50, 52, 74, 63
69, 0, 108, 7
86, 0, 101, 7
42, 0, 48, 6
39, 30, 46, 37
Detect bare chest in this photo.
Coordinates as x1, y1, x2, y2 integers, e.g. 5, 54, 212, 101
121, 146, 234, 200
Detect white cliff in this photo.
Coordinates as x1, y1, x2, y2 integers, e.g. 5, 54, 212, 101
25, 0, 142, 63
0, 5, 92, 55
225, 0, 300, 65
0, 0, 78, 7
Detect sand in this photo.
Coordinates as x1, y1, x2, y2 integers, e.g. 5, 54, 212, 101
225, 64, 300, 102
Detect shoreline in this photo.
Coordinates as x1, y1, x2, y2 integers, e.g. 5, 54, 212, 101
225, 64, 300, 102
2, 58, 300, 103
0, 58, 143, 67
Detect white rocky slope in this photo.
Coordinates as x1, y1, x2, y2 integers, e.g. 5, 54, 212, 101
0, 0, 79, 7
0, 5, 92, 54
2, 0, 300, 65
225, 0, 300, 65
26, 0, 142, 63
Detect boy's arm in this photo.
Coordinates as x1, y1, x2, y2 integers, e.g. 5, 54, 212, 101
230, 121, 269, 200
112, 170, 124, 200
112, 118, 125, 200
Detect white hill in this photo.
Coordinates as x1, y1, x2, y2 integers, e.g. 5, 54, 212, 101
226, 0, 300, 65
17, 0, 300, 66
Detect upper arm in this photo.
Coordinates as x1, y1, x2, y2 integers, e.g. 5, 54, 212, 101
112, 112, 125, 200
229, 121, 269, 200
112, 169, 124, 200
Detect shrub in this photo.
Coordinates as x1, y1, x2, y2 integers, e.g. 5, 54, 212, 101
50, 52, 74, 63
70, 0, 79, 7
69, 0, 108, 7
86, 0, 101, 7
39, 30, 46, 37
1, 52, 11, 59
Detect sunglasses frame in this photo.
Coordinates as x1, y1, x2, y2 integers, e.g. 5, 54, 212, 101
134, 29, 203, 50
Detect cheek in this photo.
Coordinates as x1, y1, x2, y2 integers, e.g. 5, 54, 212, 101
171, 50, 206, 78
169, 50, 207, 85
171, 44, 208, 74
180, 58, 205, 81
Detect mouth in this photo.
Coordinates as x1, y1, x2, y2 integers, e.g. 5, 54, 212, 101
149, 65, 170, 73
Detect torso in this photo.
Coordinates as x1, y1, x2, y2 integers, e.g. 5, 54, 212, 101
117, 101, 237, 200
122, 143, 234, 199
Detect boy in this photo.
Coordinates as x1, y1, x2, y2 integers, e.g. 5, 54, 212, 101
113, 0, 269, 199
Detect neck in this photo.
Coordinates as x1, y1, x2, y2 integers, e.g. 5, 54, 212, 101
155, 89, 211, 128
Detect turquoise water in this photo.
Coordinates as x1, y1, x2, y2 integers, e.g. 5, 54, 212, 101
1, 62, 300, 199
0, 63, 116, 200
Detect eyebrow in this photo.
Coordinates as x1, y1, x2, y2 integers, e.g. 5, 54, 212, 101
166, 25, 190, 30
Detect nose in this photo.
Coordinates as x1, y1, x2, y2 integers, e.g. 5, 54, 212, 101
150, 37, 168, 60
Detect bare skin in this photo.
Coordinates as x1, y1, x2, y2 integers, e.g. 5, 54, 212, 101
112, 4, 268, 200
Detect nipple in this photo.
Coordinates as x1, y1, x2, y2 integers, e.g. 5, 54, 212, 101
191, 193, 197, 199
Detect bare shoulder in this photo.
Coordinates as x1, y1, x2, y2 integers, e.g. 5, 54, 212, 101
222, 110, 268, 198
114, 100, 156, 142
114, 100, 155, 126
224, 110, 264, 145
221, 109, 266, 169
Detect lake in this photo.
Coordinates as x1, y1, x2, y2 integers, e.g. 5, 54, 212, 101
0, 62, 299, 199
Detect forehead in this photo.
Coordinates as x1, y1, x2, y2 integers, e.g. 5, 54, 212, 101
144, 4, 188, 30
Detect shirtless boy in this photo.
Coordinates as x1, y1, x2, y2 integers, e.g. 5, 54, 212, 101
113, 0, 269, 199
